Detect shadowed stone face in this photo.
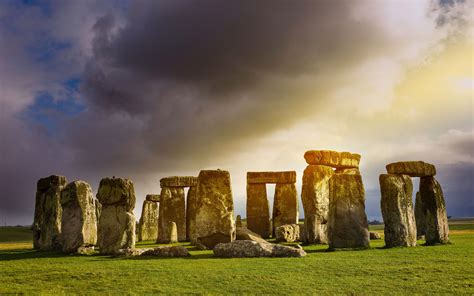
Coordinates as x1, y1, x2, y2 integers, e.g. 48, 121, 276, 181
414, 191, 426, 238
96, 177, 136, 254
138, 199, 159, 241
328, 173, 369, 249
157, 187, 186, 242
419, 176, 449, 245
246, 183, 270, 238
273, 183, 298, 234
192, 170, 235, 249
186, 186, 197, 241
301, 165, 334, 244
380, 174, 417, 248
33, 175, 67, 250
386, 161, 436, 177
60, 181, 98, 253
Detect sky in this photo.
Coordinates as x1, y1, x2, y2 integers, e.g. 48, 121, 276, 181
0, 0, 473, 225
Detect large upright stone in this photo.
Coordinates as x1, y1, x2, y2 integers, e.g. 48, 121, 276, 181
273, 183, 298, 234
60, 181, 98, 253
246, 183, 271, 238
414, 191, 426, 238
186, 186, 197, 241
419, 176, 449, 245
301, 165, 334, 244
33, 175, 67, 250
386, 161, 436, 177
169, 222, 178, 244
157, 187, 186, 242
304, 150, 360, 169
328, 174, 369, 249
138, 196, 159, 241
191, 170, 235, 249
96, 177, 136, 254
380, 174, 417, 247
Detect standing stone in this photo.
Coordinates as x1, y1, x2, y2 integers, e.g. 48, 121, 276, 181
33, 175, 67, 250
419, 176, 449, 245
301, 165, 334, 244
273, 183, 298, 236
138, 196, 159, 241
96, 177, 136, 254
380, 174, 417, 247
236, 215, 243, 228
60, 181, 98, 253
414, 191, 426, 238
246, 183, 270, 238
191, 170, 235, 249
169, 222, 178, 243
328, 174, 369, 249
157, 187, 186, 242
186, 186, 197, 241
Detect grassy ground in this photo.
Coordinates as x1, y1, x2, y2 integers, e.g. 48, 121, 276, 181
0, 222, 473, 294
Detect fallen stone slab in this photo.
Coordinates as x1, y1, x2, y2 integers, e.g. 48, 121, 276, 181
369, 232, 381, 240
160, 176, 197, 188
236, 227, 268, 244
141, 246, 190, 257
247, 171, 296, 184
304, 150, 361, 168
386, 161, 436, 177
213, 240, 306, 258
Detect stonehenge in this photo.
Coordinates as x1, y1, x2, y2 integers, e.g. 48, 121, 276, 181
246, 171, 298, 238
96, 177, 136, 254
138, 194, 159, 241
33, 175, 67, 250
328, 173, 370, 249
60, 181, 98, 253
157, 176, 197, 243
31, 151, 451, 258
191, 170, 236, 249
379, 174, 417, 247
380, 161, 449, 246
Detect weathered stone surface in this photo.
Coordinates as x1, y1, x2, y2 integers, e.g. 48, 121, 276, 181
213, 240, 306, 258
97, 206, 136, 254
33, 175, 67, 250
146, 194, 160, 202
138, 200, 159, 241
328, 174, 369, 249
246, 183, 271, 238
236, 227, 268, 244
60, 181, 98, 253
419, 176, 449, 245
273, 183, 298, 235
77, 245, 95, 255
142, 246, 190, 257
380, 174, 417, 247
236, 215, 243, 228
386, 161, 436, 177
191, 170, 235, 249
160, 176, 197, 188
115, 248, 148, 257
414, 191, 426, 238
157, 187, 186, 242
304, 150, 360, 168
96, 177, 136, 254
247, 171, 296, 184
301, 165, 334, 244
96, 178, 136, 211
275, 224, 303, 242
335, 168, 360, 175
186, 186, 197, 241
370, 232, 381, 240
169, 222, 178, 243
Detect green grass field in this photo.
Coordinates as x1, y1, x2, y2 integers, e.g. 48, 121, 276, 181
1, 222, 473, 294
